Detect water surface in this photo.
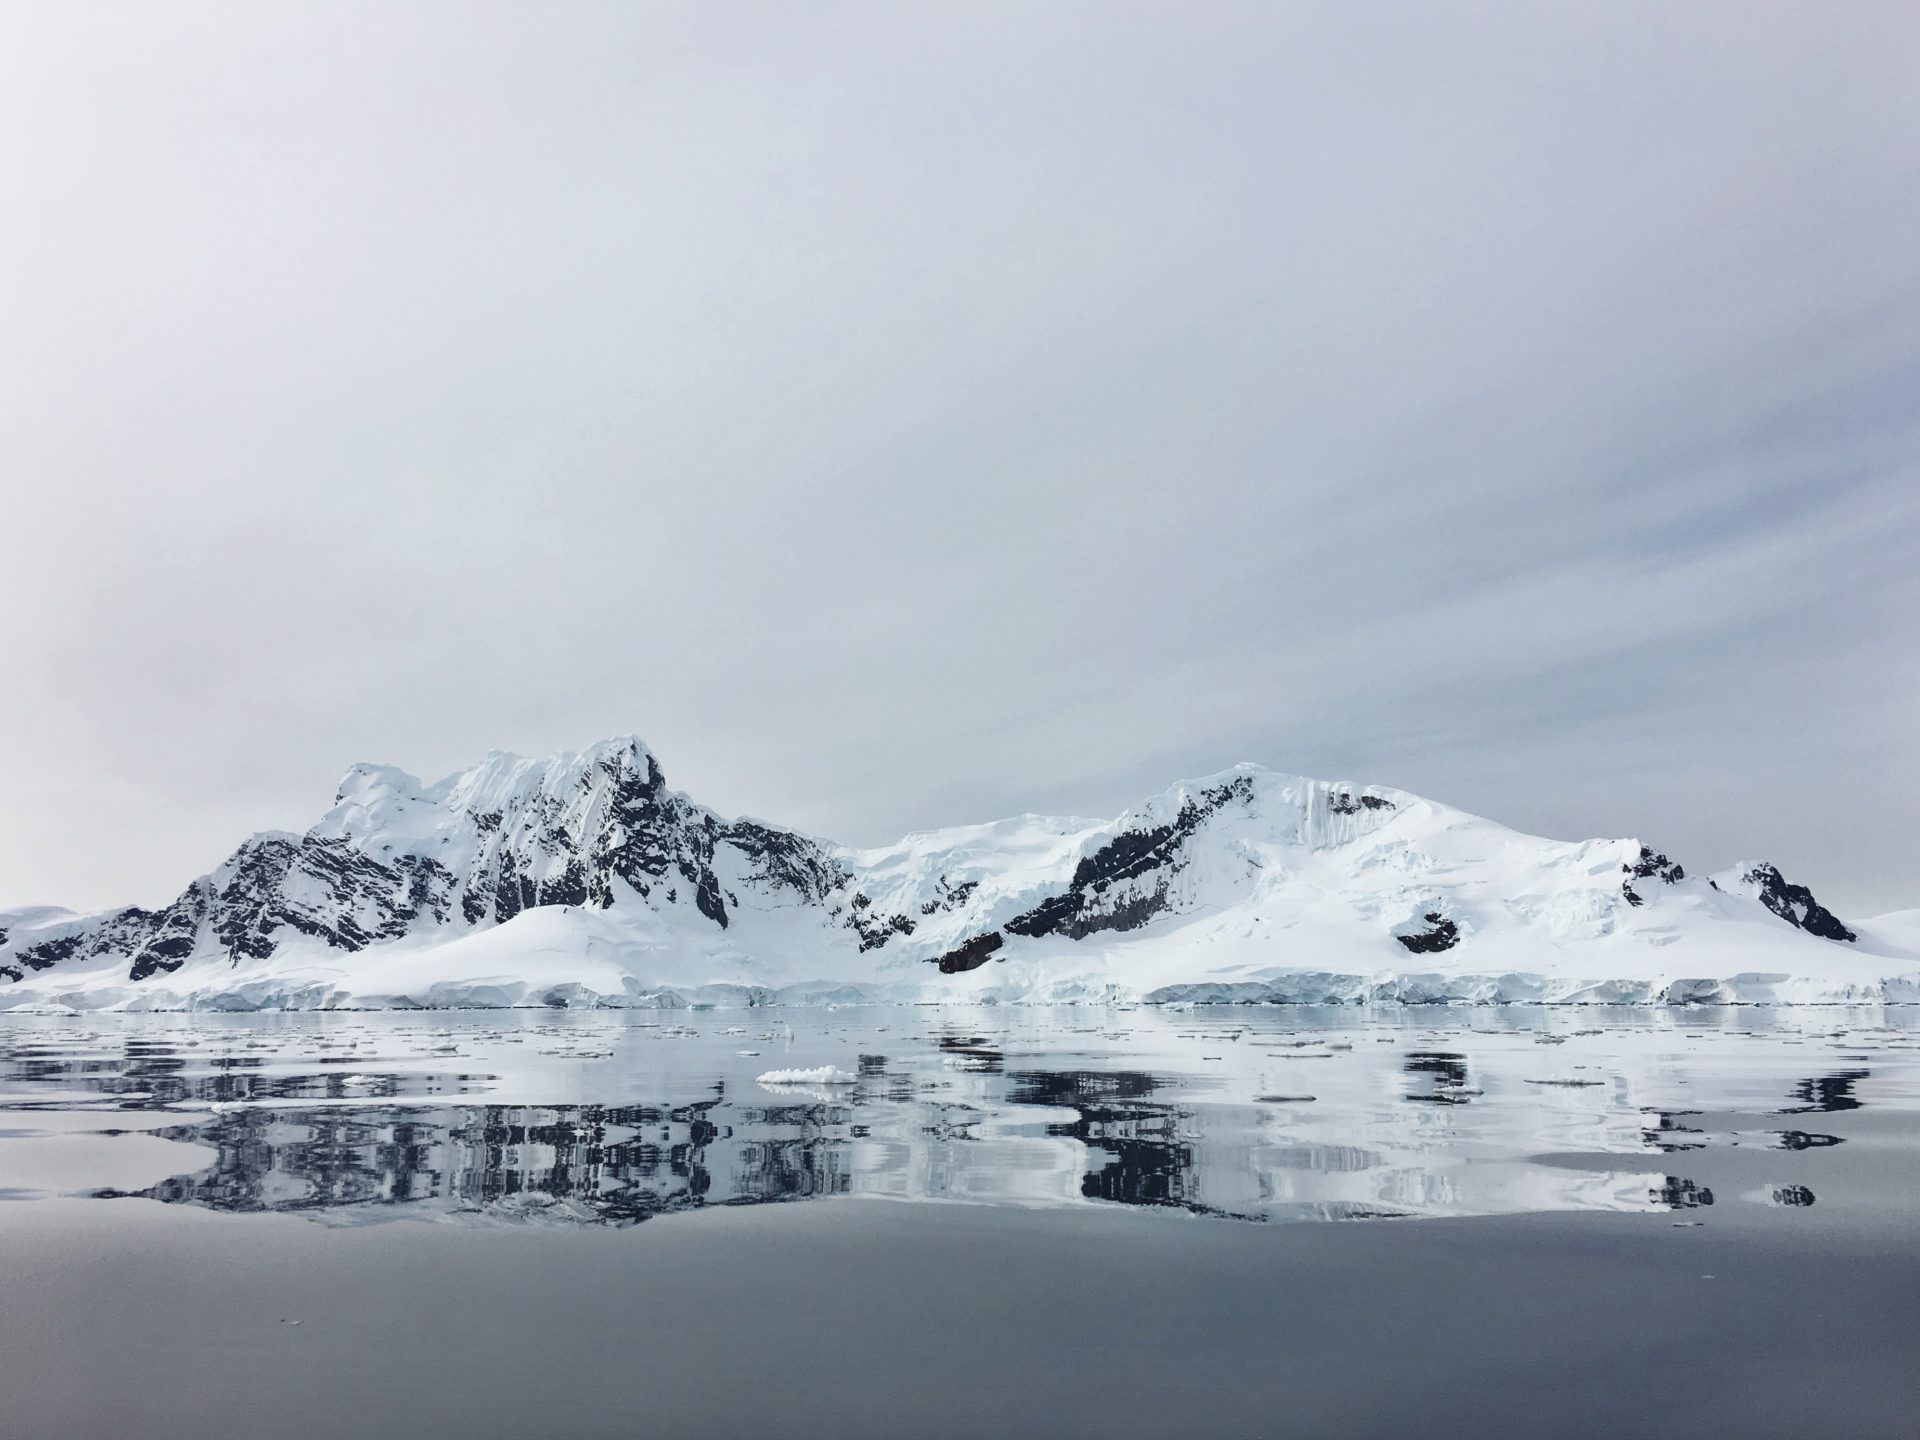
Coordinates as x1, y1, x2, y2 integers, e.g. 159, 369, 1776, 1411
1, 1005, 1915, 1438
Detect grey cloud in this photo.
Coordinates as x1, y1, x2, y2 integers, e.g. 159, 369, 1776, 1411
1, 2, 1915, 916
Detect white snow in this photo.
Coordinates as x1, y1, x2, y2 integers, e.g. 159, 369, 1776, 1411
3, 741, 1916, 1011
755, 1066, 857, 1085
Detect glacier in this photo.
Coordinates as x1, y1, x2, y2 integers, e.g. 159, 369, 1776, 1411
2, 734, 1915, 1011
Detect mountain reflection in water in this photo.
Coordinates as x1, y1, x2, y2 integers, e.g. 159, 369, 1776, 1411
0, 1006, 1910, 1228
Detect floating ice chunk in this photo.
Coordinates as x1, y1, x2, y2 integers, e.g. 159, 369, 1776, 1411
756, 1066, 856, 1085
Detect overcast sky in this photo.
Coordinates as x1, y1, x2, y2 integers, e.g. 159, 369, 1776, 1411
2, 2, 1916, 918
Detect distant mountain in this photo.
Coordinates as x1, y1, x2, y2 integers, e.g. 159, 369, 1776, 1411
3, 736, 1915, 1010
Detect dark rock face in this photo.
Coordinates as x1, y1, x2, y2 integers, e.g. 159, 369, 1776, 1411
1328, 792, 1396, 816
916, 776, 1261, 980
919, 877, 978, 916
726, 820, 848, 905
1621, 846, 1684, 907
1739, 863, 1856, 943
124, 881, 209, 981
16, 933, 84, 972
0, 744, 1872, 994
18, 884, 216, 983
213, 836, 461, 960
932, 931, 1004, 974
845, 892, 916, 952
1003, 776, 1255, 943
923, 776, 1263, 982
1, 743, 855, 987
1395, 912, 1460, 954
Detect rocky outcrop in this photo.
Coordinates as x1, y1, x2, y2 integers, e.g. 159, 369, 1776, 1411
0, 740, 1895, 1003
1328, 791, 1395, 816
932, 931, 1004, 974
2, 739, 856, 985
1733, 863, 1856, 943
1003, 775, 1256, 942
1621, 846, 1684, 907
1394, 912, 1460, 954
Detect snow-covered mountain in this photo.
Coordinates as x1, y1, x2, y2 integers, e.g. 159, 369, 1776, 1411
3, 736, 1915, 1010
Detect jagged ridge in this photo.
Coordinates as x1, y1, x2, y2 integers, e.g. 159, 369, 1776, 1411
1, 737, 1910, 1009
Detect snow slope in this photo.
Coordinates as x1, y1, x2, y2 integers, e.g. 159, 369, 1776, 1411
3, 737, 1914, 1010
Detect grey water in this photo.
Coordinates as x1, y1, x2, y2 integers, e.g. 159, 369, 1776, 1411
0, 1004, 1915, 1438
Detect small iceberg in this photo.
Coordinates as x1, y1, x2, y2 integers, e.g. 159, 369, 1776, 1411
755, 1065, 857, 1086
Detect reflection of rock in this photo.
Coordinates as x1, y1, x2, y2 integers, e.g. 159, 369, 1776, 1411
1783, 1070, 1869, 1113
1652, 1176, 1714, 1208
1007, 1068, 1206, 1213
1403, 1050, 1476, 1104
935, 1032, 1004, 1072
1773, 1130, 1844, 1151
62, 1045, 1262, 1225
101, 1097, 852, 1224
11, 1015, 1903, 1232
1640, 1111, 1705, 1152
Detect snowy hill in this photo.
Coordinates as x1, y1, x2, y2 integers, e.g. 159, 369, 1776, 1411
3, 736, 1915, 1010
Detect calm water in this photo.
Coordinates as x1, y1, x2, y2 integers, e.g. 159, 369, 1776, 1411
1, 1004, 1916, 1438
0, 1004, 1912, 1224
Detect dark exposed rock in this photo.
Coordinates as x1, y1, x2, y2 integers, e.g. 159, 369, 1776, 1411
724, 820, 849, 905
1739, 863, 1855, 943
846, 892, 915, 951
1621, 845, 1684, 907
1395, 912, 1459, 954
124, 880, 213, 981
235, 837, 456, 955
0, 742, 865, 986
16, 933, 84, 972
1329, 791, 1396, 816
1003, 776, 1254, 942
1003, 892, 1082, 940
1628, 846, 1685, 883
694, 873, 728, 929
0, 742, 1877, 994
932, 931, 1004, 974
919, 877, 979, 916
0, 757, 1255, 990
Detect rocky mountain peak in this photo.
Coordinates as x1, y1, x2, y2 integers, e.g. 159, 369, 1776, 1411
0, 738, 1899, 1007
